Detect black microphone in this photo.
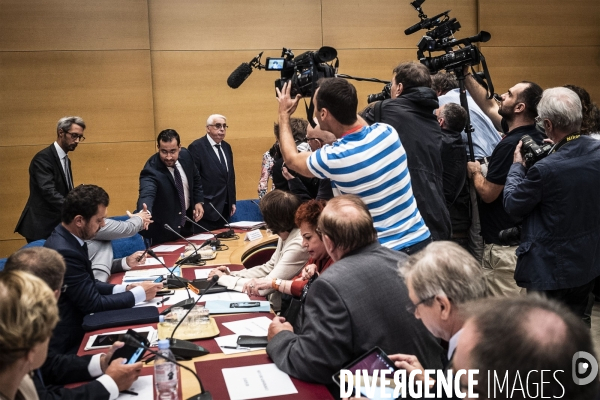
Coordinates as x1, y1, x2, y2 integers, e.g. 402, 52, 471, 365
147, 249, 194, 312
164, 275, 219, 359
227, 63, 253, 89
163, 224, 202, 264
184, 216, 221, 247
208, 203, 235, 239
123, 334, 212, 400
404, 21, 424, 36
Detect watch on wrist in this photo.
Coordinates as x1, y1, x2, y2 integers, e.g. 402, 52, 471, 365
273, 278, 283, 290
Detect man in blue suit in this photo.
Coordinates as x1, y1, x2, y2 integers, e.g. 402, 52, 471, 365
45, 184, 162, 354
138, 129, 205, 245
188, 114, 236, 230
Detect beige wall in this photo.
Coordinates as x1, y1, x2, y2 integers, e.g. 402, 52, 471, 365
1, 0, 598, 256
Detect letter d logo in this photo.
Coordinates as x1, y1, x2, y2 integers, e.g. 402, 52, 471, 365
572, 351, 599, 385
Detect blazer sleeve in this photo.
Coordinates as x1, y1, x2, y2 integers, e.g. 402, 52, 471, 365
34, 376, 110, 400
93, 217, 143, 241
31, 151, 66, 211
137, 167, 158, 213
40, 352, 93, 385
190, 157, 205, 205
63, 251, 135, 314
266, 277, 353, 384
503, 162, 543, 219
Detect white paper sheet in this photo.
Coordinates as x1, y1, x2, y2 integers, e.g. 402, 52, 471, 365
228, 221, 265, 229
188, 233, 215, 241
152, 244, 185, 252
117, 375, 154, 399
201, 292, 250, 302
162, 289, 199, 305
215, 334, 265, 354
222, 364, 297, 400
222, 316, 271, 336
194, 269, 211, 279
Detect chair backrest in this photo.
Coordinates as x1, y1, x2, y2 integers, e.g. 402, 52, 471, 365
22, 239, 46, 248
242, 247, 276, 269
0, 258, 6, 271
230, 199, 263, 223
108, 214, 146, 258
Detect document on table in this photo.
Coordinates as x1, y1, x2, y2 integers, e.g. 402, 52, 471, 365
228, 221, 265, 229
122, 266, 180, 283
117, 375, 154, 399
205, 300, 270, 314
188, 233, 215, 241
194, 269, 211, 279
137, 257, 165, 266
222, 364, 297, 400
152, 244, 185, 252
215, 334, 265, 354
201, 292, 250, 302
222, 316, 272, 336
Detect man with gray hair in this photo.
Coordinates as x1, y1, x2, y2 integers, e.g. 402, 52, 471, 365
266, 194, 443, 384
389, 241, 486, 397
504, 86, 600, 324
15, 116, 86, 242
188, 114, 236, 230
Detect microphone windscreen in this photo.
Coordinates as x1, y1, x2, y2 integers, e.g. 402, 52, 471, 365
227, 63, 253, 89
210, 275, 219, 283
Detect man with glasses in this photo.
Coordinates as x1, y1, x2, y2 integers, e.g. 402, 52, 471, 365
188, 114, 236, 230
138, 129, 205, 245
15, 116, 86, 242
464, 79, 544, 297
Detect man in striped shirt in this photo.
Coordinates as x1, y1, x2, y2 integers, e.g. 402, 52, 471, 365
276, 77, 431, 253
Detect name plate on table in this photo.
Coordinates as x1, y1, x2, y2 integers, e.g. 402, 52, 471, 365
244, 229, 263, 242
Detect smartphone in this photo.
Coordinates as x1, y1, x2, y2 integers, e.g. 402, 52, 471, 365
230, 301, 261, 308
90, 331, 150, 349
109, 329, 149, 364
332, 347, 400, 400
155, 289, 174, 297
265, 57, 285, 71
154, 276, 165, 283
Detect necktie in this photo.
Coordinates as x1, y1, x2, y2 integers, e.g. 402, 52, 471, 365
64, 155, 74, 191
215, 144, 227, 170
173, 166, 187, 225
82, 242, 88, 256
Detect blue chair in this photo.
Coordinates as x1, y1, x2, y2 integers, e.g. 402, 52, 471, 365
230, 199, 263, 223
108, 215, 146, 259
0, 258, 6, 271
22, 239, 45, 248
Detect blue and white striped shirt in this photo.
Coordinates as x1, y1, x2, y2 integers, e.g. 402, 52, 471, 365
306, 122, 430, 251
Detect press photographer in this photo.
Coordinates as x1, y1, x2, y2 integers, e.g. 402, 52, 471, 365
503, 87, 600, 326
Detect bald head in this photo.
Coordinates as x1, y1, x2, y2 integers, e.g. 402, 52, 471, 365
317, 195, 377, 258
306, 122, 337, 151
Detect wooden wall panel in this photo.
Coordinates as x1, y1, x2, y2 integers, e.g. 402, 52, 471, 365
0, 0, 150, 51
479, 46, 600, 102
0, 240, 25, 258
0, 51, 155, 147
149, 0, 322, 50
228, 137, 277, 200
323, 0, 478, 49
480, 0, 600, 48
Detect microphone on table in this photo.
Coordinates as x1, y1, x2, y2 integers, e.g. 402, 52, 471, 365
185, 216, 221, 248
164, 224, 203, 264
208, 203, 235, 239
123, 334, 212, 400
147, 249, 197, 316
165, 275, 219, 359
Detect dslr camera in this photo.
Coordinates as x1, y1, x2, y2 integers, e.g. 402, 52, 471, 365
520, 134, 552, 169
266, 47, 338, 98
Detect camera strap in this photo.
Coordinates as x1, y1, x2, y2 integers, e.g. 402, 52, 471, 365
549, 133, 580, 154
374, 100, 383, 123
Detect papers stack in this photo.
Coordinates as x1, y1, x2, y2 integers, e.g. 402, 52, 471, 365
122, 266, 180, 283
228, 221, 266, 230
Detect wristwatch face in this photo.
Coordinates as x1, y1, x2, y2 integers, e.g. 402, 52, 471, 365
276, 278, 282, 286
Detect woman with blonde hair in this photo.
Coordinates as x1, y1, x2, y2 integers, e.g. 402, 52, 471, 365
0, 270, 59, 400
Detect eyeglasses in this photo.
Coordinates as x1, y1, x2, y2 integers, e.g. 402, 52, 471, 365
65, 131, 86, 141
208, 123, 228, 130
406, 295, 436, 315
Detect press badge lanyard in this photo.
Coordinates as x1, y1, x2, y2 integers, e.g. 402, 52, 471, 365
549, 133, 580, 155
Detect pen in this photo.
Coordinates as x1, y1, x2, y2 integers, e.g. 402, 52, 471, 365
136, 248, 149, 262
120, 390, 138, 396
223, 346, 252, 350
159, 296, 170, 305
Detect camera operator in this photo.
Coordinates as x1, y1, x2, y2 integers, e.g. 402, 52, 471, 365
363, 62, 451, 241
504, 87, 600, 325
464, 75, 544, 297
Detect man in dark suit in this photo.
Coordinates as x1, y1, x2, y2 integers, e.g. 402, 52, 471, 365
137, 129, 205, 245
188, 114, 236, 230
4, 246, 142, 400
266, 195, 443, 385
15, 116, 85, 242
44, 185, 162, 354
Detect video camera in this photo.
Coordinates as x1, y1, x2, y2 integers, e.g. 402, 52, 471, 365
265, 47, 338, 98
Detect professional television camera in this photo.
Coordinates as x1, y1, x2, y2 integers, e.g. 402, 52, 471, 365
226, 46, 338, 99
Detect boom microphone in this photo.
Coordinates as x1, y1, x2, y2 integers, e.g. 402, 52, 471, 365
227, 62, 253, 89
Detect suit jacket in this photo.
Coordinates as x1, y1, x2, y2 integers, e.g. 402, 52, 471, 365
188, 135, 236, 222
15, 144, 72, 240
35, 353, 110, 400
266, 242, 443, 384
44, 224, 135, 354
137, 147, 204, 245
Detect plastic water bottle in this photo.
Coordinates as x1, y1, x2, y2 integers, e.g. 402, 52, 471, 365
154, 339, 179, 400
